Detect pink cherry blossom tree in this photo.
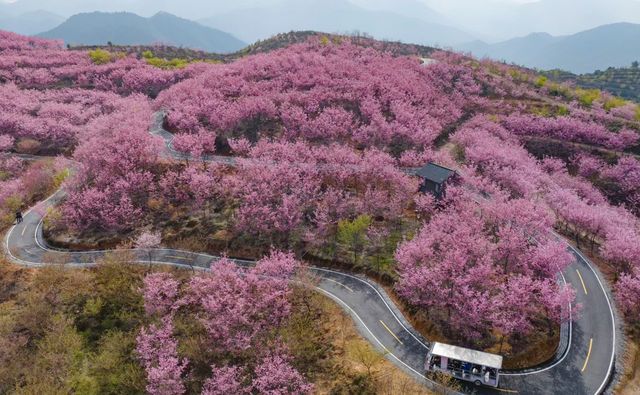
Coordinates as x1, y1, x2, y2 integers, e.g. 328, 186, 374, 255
0, 134, 14, 152
136, 316, 188, 395
142, 272, 179, 317
185, 252, 297, 353
62, 97, 162, 233
252, 352, 314, 394
137, 251, 310, 394
201, 366, 247, 395
396, 190, 574, 342
616, 271, 640, 326
135, 231, 162, 266
156, 39, 479, 155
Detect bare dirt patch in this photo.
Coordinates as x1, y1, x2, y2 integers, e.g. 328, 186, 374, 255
0, 259, 30, 302
617, 338, 640, 394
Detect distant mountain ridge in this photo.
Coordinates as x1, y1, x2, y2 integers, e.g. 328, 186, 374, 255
459, 22, 640, 74
0, 0, 473, 46
199, 0, 474, 47
2, 0, 640, 44
2, 4, 637, 75
0, 10, 64, 35
432, 0, 640, 41
38, 11, 246, 53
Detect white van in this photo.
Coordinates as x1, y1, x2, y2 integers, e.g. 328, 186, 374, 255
426, 342, 503, 387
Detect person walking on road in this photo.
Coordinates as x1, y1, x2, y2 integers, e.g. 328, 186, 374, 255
15, 211, 23, 224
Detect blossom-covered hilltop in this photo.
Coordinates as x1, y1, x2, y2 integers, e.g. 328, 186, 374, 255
1, 29, 639, 393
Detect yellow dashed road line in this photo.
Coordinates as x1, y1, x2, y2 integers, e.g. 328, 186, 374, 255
323, 277, 354, 293
582, 338, 593, 373
380, 320, 404, 345
496, 388, 519, 393
576, 269, 588, 295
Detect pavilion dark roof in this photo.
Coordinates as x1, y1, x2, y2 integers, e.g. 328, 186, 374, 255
416, 162, 456, 184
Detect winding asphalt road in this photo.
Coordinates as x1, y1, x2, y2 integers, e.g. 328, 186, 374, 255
1, 113, 619, 394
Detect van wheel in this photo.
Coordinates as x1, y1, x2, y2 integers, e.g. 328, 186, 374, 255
474, 380, 482, 386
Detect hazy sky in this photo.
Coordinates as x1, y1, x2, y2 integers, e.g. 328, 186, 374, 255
2, 0, 640, 40
358, 0, 640, 39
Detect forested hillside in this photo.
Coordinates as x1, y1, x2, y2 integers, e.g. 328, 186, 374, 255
545, 63, 640, 102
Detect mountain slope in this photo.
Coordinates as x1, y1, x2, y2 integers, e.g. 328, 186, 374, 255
0, 0, 277, 20
459, 23, 640, 73
38, 11, 246, 53
0, 10, 65, 36
460, 32, 561, 63
350, 0, 449, 25
199, 0, 473, 47
515, 0, 640, 36
425, 0, 640, 40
